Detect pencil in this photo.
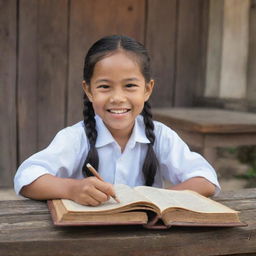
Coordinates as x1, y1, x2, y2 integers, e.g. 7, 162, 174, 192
86, 163, 120, 203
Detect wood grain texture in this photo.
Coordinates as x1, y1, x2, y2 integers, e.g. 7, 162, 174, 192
18, 0, 69, 158
196, 0, 210, 98
220, 0, 249, 99
0, 188, 255, 256
67, 0, 145, 125
0, 0, 17, 187
174, 0, 202, 107
146, 0, 177, 107
205, 0, 223, 97
18, 0, 38, 162
153, 108, 256, 133
37, 0, 68, 149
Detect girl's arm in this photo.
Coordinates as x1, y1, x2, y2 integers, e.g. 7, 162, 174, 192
167, 177, 216, 197
20, 174, 116, 206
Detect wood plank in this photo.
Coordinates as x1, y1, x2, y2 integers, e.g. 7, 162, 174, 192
204, 133, 256, 147
0, 232, 255, 256
247, 0, 256, 102
0, 0, 17, 187
0, 211, 255, 256
0, 200, 48, 216
205, 0, 223, 97
18, 0, 38, 162
219, 199, 256, 212
195, 0, 210, 98
214, 188, 256, 201
145, 0, 177, 107
67, 0, 145, 125
220, 0, 249, 98
37, 0, 68, 149
0, 218, 255, 255
153, 108, 256, 133
174, 0, 202, 107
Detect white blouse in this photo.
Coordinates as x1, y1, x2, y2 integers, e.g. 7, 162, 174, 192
14, 115, 221, 195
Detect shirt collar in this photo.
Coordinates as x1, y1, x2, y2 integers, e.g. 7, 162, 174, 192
95, 115, 115, 148
95, 115, 150, 148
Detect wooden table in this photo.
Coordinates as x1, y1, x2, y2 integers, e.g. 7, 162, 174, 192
153, 107, 256, 165
0, 188, 256, 256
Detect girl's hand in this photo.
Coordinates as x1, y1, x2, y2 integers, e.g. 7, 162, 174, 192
20, 174, 115, 206
69, 177, 115, 206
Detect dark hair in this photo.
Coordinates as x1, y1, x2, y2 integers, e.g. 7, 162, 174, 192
82, 35, 158, 186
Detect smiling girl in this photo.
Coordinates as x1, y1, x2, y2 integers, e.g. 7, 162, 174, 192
14, 35, 220, 205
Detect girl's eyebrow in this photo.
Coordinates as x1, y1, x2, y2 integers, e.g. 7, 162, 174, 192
95, 77, 141, 84
123, 78, 140, 82
95, 79, 110, 84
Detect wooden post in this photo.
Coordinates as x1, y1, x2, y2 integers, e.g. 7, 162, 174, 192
0, 0, 17, 187
205, 0, 250, 99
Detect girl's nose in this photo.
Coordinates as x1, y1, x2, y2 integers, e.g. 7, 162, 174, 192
109, 89, 126, 104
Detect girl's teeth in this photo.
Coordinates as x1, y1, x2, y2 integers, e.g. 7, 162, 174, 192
109, 109, 128, 114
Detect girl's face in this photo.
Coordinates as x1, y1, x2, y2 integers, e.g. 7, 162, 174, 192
83, 51, 154, 140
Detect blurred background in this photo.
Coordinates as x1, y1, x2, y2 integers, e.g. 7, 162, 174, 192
0, 0, 256, 191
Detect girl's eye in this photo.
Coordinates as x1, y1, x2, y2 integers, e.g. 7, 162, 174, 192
97, 85, 109, 89
126, 84, 137, 88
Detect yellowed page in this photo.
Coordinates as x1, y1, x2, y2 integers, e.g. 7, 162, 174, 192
62, 184, 154, 213
134, 186, 237, 214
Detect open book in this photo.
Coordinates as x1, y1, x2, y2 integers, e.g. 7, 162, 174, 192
47, 184, 246, 229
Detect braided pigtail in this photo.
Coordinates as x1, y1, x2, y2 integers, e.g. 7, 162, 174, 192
82, 94, 99, 177
141, 101, 159, 186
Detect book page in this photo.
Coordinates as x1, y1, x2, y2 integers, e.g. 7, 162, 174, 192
134, 186, 237, 214
62, 184, 155, 213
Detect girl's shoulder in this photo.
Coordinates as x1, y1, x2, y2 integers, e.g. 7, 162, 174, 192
55, 121, 87, 146
60, 121, 85, 136
152, 120, 185, 156
152, 119, 177, 139
50, 120, 89, 154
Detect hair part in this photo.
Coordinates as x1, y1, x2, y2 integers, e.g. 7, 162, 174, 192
82, 35, 158, 185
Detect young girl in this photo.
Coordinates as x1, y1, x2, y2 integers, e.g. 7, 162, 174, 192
14, 35, 220, 206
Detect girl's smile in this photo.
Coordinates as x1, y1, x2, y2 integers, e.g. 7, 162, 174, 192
107, 109, 130, 114
83, 51, 154, 147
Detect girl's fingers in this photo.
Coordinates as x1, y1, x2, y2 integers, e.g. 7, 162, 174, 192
85, 196, 102, 206
86, 177, 115, 197
93, 178, 115, 197
77, 177, 115, 205
87, 186, 110, 203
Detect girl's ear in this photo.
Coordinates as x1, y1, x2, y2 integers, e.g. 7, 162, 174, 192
82, 80, 93, 102
144, 79, 155, 102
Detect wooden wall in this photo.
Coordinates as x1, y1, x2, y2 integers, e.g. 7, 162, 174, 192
0, 0, 208, 187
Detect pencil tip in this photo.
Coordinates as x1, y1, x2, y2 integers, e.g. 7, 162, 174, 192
113, 196, 120, 203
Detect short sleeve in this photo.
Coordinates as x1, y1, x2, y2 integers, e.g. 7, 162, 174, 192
14, 123, 88, 195
154, 122, 221, 195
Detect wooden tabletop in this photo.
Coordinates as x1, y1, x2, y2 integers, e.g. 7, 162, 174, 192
153, 108, 256, 133
1, 188, 256, 256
